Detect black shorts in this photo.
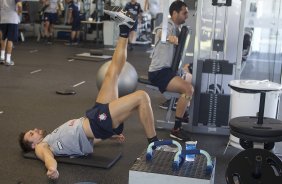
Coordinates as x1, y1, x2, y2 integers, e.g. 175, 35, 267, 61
148, 68, 176, 93
43, 13, 58, 24
1, 24, 18, 42
86, 103, 124, 139
72, 19, 81, 31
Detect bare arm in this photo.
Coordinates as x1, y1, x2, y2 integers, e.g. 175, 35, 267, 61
93, 134, 125, 144
16, 2, 23, 16
35, 143, 59, 180
156, 30, 178, 45
67, 9, 73, 24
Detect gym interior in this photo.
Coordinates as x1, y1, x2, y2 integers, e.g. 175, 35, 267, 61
1, 0, 282, 183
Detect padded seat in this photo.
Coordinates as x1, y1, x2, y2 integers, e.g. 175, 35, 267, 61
230, 116, 282, 143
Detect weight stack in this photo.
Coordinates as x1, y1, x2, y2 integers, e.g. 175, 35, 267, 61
193, 59, 233, 129
198, 93, 230, 127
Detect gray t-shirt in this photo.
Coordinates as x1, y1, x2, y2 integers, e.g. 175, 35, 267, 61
149, 18, 180, 72
0, 0, 21, 24
42, 118, 93, 157
45, 0, 58, 13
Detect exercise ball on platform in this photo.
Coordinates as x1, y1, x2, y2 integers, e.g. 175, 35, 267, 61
96, 61, 138, 97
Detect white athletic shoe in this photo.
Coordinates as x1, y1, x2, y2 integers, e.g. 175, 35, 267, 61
104, 6, 135, 28
5, 60, 15, 66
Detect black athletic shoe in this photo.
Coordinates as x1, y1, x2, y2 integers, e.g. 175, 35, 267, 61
159, 100, 170, 110
159, 99, 177, 111
104, 6, 135, 28
170, 128, 191, 141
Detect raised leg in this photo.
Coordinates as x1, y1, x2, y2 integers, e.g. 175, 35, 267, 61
99, 6, 157, 140
96, 37, 128, 103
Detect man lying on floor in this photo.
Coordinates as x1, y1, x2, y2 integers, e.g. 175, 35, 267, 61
18, 6, 160, 180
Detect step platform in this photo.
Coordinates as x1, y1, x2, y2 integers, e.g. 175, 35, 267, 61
129, 150, 215, 184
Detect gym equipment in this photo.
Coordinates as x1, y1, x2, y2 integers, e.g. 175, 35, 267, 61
129, 145, 215, 184
160, 0, 169, 43
23, 149, 122, 169
70, 52, 112, 62
226, 80, 282, 184
228, 80, 281, 149
191, 0, 240, 135
226, 149, 282, 183
135, 12, 152, 45
181, 149, 213, 174
146, 140, 183, 170
195, 59, 233, 128
96, 61, 138, 97
56, 89, 76, 95
212, 0, 232, 6
90, 49, 103, 56
138, 26, 190, 130
146, 140, 213, 172
242, 28, 253, 62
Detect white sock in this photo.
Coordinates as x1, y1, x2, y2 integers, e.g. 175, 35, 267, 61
6, 54, 11, 62
1, 50, 5, 60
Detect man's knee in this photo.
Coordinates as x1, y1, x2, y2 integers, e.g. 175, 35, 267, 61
135, 90, 151, 103
181, 83, 194, 96
180, 87, 193, 103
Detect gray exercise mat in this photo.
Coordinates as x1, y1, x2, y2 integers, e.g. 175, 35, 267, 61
23, 147, 122, 169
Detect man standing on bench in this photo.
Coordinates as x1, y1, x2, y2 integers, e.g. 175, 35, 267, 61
148, 1, 194, 141
19, 6, 159, 180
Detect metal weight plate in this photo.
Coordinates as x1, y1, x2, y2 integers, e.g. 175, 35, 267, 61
226, 148, 282, 184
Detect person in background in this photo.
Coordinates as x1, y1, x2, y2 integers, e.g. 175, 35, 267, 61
148, 1, 194, 141
41, 0, 61, 44
124, 0, 143, 51
65, 0, 81, 45
0, 0, 22, 66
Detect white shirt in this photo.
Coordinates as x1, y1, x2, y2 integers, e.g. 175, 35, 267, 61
45, 0, 59, 13
0, 0, 21, 24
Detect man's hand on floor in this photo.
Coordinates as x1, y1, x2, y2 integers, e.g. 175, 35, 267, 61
111, 134, 125, 143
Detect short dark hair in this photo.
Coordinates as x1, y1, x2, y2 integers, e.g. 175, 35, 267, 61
18, 132, 33, 152
169, 1, 188, 16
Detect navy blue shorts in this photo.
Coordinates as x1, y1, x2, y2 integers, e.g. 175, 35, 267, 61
148, 68, 176, 93
86, 103, 124, 139
43, 13, 58, 24
0, 24, 18, 42
72, 19, 81, 31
